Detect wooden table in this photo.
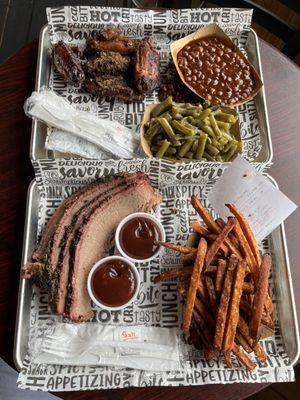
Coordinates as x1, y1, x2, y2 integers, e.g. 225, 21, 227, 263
0, 39, 299, 400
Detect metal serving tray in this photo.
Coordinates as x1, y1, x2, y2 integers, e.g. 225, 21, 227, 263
14, 176, 299, 371
30, 25, 273, 163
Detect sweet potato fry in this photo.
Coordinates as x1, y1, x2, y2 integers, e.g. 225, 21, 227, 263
206, 234, 229, 257
226, 204, 273, 317
240, 299, 273, 329
242, 282, 255, 294
225, 203, 261, 267
205, 217, 237, 267
158, 242, 197, 254
182, 238, 207, 331
235, 332, 252, 354
213, 254, 238, 350
204, 275, 218, 314
190, 221, 210, 236
232, 343, 256, 371
197, 280, 209, 307
223, 260, 246, 353
193, 308, 213, 344
224, 350, 232, 368
215, 218, 240, 250
191, 196, 220, 233
238, 316, 267, 363
253, 343, 267, 363
249, 254, 272, 340
191, 196, 242, 258
182, 252, 197, 262
194, 297, 215, 330
189, 324, 203, 349
204, 265, 217, 275
191, 223, 228, 255
232, 221, 258, 281
204, 348, 219, 361
215, 259, 226, 293
154, 266, 193, 283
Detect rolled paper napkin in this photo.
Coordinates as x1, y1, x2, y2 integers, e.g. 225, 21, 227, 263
24, 89, 140, 159
46, 128, 109, 159
28, 323, 180, 372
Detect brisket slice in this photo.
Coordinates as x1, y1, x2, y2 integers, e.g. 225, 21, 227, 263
46, 173, 132, 300
32, 178, 109, 263
23, 174, 134, 293
65, 176, 161, 321
53, 172, 144, 314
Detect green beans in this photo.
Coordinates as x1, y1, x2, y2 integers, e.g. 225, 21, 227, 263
216, 120, 230, 130
223, 143, 238, 161
151, 96, 173, 118
171, 120, 197, 136
144, 97, 242, 162
206, 143, 220, 157
145, 123, 162, 142
156, 139, 170, 158
209, 114, 222, 137
178, 138, 194, 157
195, 133, 208, 160
198, 108, 212, 120
157, 117, 176, 143
165, 146, 177, 156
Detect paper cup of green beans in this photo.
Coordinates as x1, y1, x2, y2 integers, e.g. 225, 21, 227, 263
140, 96, 242, 163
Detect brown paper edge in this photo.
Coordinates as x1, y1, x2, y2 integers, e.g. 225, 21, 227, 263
170, 23, 263, 107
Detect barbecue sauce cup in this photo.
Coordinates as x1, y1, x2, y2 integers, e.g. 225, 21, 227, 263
115, 212, 165, 263
87, 256, 140, 311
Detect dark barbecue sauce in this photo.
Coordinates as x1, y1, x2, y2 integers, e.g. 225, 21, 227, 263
92, 260, 137, 307
120, 217, 161, 259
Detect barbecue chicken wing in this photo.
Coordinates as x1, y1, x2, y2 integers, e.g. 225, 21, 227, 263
83, 75, 144, 102
84, 51, 131, 76
52, 41, 85, 84
133, 37, 160, 94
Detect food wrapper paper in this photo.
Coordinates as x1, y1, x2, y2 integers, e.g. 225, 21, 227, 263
18, 158, 295, 391
45, 6, 263, 161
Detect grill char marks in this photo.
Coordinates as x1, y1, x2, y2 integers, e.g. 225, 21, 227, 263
22, 172, 161, 322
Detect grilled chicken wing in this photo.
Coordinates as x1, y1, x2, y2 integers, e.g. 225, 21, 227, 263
86, 35, 138, 55
84, 51, 131, 77
133, 37, 160, 94
93, 28, 122, 41
52, 41, 85, 84
83, 76, 144, 102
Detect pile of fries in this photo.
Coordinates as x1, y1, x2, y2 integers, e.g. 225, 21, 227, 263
155, 195, 274, 371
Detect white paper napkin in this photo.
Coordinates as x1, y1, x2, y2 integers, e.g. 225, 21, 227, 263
207, 155, 297, 242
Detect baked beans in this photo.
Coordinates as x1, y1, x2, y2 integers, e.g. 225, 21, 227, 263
177, 36, 256, 106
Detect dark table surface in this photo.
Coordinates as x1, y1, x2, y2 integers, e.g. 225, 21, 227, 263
0, 37, 299, 400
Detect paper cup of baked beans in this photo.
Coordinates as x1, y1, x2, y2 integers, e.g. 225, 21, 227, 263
170, 23, 263, 107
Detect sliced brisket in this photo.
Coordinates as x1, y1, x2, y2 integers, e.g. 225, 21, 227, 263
53, 172, 144, 314
22, 172, 161, 323
65, 175, 161, 321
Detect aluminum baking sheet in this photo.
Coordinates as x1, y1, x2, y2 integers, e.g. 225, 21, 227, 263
14, 174, 299, 375
30, 22, 273, 163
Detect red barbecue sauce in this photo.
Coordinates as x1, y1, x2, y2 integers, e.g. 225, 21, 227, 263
119, 217, 161, 259
92, 260, 137, 307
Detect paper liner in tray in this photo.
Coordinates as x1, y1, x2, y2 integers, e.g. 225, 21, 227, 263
140, 104, 242, 159
170, 23, 263, 107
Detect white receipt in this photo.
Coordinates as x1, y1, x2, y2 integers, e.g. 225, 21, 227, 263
207, 155, 297, 242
